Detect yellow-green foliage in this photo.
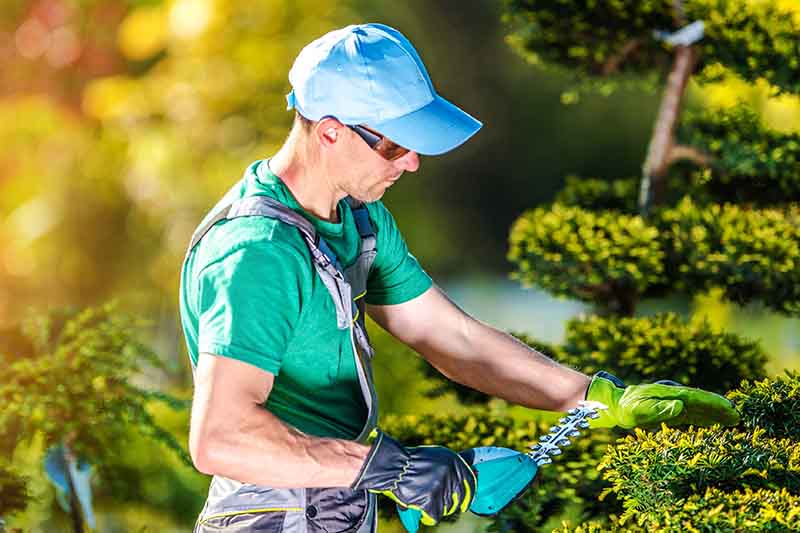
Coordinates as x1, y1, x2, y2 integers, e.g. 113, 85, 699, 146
380, 411, 618, 532
555, 176, 640, 213
678, 103, 800, 204
509, 198, 800, 315
503, 0, 800, 94
645, 487, 800, 532
508, 204, 664, 313
0, 301, 190, 484
599, 425, 800, 522
0, 462, 28, 516
729, 371, 800, 440
661, 197, 800, 315
552, 520, 634, 533
519, 313, 767, 394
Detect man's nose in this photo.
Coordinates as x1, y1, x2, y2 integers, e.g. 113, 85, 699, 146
394, 151, 419, 172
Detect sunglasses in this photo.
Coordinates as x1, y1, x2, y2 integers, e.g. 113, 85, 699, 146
348, 124, 411, 161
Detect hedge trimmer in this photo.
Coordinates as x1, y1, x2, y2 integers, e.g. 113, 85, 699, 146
398, 401, 606, 532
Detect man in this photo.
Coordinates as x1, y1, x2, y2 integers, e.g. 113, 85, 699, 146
179, 23, 739, 532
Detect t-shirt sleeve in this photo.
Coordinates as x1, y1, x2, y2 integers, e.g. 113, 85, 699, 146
365, 201, 433, 305
196, 240, 308, 375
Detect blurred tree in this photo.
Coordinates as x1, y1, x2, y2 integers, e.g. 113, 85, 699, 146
0, 300, 189, 531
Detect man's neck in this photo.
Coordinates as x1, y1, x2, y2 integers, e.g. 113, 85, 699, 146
269, 140, 344, 222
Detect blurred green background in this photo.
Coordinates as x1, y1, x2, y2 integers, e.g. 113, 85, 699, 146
1, 0, 798, 530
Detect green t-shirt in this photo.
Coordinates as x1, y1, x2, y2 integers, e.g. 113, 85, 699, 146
179, 159, 432, 440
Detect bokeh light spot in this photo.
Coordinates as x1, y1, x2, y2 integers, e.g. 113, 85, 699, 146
118, 5, 168, 61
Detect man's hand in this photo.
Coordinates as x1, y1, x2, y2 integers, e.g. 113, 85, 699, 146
586, 371, 741, 429
351, 430, 476, 526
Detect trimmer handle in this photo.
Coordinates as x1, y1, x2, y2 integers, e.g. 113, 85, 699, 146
396, 446, 540, 531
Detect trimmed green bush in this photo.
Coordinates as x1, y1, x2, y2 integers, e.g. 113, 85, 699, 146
555, 176, 640, 213
509, 197, 800, 315
503, 0, 800, 94
508, 204, 665, 314
677, 103, 800, 204
599, 425, 800, 523
729, 371, 800, 440
552, 521, 624, 533
661, 197, 800, 315
645, 487, 800, 532
518, 313, 767, 394
555, 488, 800, 532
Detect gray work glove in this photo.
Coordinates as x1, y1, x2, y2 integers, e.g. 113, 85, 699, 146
350, 430, 476, 526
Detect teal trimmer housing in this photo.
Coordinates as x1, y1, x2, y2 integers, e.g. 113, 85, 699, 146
397, 403, 603, 532
457, 446, 539, 515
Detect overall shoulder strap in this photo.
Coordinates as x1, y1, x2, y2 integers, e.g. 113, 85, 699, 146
185, 195, 352, 328
345, 197, 377, 257
185, 195, 342, 272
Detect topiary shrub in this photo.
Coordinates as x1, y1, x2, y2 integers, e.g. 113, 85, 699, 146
660, 197, 800, 315
645, 487, 800, 532
729, 371, 800, 440
522, 313, 767, 394
503, 0, 800, 95
599, 425, 800, 526
555, 176, 640, 213
508, 204, 665, 314
676, 103, 800, 205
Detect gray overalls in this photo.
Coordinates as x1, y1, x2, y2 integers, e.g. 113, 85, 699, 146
184, 194, 381, 532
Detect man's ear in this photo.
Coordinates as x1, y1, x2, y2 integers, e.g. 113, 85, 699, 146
315, 117, 343, 146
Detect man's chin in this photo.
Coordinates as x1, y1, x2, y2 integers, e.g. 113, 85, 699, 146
349, 189, 385, 204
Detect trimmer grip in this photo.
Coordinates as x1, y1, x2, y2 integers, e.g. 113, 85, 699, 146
396, 446, 540, 530
459, 446, 539, 516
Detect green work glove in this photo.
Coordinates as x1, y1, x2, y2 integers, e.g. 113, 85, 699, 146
586, 371, 740, 429
351, 430, 476, 527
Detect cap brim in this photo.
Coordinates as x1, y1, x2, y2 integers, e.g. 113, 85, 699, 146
369, 95, 482, 156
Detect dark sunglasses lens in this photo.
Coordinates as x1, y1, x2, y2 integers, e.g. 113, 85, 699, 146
378, 142, 410, 161
352, 125, 410, 160
352, 126, 381, 148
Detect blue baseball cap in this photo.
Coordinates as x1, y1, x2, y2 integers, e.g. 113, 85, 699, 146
285, 23, 482, 156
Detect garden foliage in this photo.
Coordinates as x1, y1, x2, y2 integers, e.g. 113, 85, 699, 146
0, 463, 28, 517
503, 0, 800, 94
520, 313, 768, 394
677, 103, 800, 204
509, 199, 800, 315
0, 301, 189, 525
729, 371, 800, 440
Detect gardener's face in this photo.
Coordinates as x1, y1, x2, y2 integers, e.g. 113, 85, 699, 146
319, 118, 420, 203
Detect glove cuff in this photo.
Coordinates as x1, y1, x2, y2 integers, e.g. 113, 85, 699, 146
350, 430, 407, 491
585, 371, 627, 429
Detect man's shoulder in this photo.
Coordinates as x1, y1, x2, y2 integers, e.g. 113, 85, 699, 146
191, 202, 311, 277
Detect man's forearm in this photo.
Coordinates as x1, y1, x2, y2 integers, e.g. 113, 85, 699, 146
192, 403, 370, 488
413, 316, 591, 412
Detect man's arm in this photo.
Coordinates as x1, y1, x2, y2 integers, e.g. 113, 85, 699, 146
367, 285, 591, 413
189, 352, 370, 487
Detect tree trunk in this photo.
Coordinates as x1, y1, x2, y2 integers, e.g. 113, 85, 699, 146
638, 45, 696, 216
